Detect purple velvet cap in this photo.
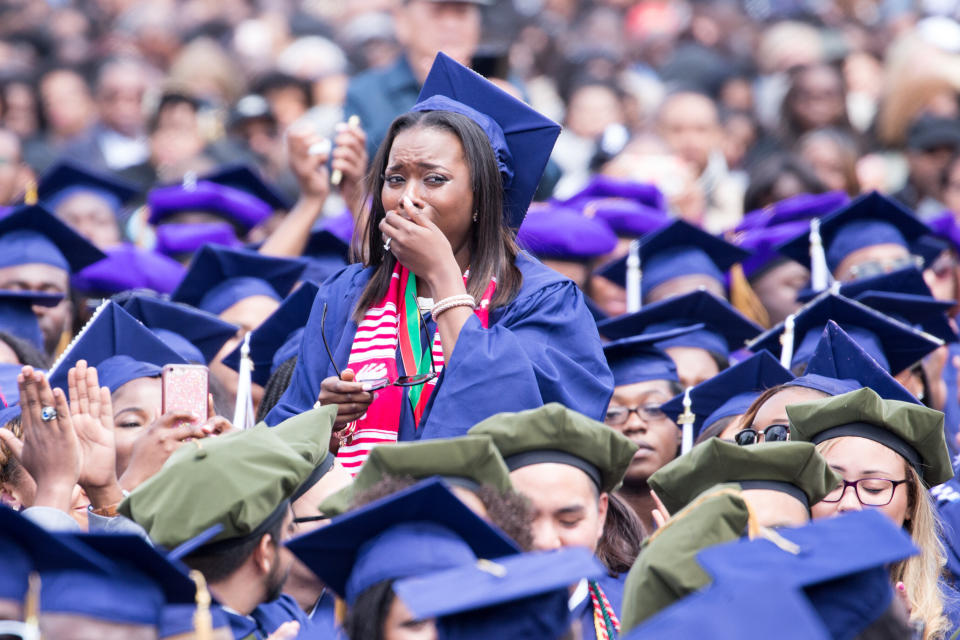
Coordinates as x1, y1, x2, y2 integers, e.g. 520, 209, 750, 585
72, 244, 186, 295
583, 199, 669, 238
148, 181, 272, 231
153, 222, 243, 258
733, 221, 809, 280
736, 190, 850, 232
517, 205, 617, 260
555, 175, 666, 211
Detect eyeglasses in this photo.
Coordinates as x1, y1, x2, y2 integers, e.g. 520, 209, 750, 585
821, 478, 908, 507
321, 303, 437, 391
604, 404, 668, 426
734, 424, 790, 446
848, 255, 923, 281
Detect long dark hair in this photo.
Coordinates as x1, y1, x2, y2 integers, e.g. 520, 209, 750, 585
352, 110, 522, 322
596, 492, 644, 574
343, 579, 394, 640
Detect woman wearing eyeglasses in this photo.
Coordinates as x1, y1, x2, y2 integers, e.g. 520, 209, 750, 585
787, 387, 953, 640
263, 54, 612, 468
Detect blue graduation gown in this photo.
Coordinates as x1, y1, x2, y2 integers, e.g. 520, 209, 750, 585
941, 342, 960, 465
571, 571, 626, 640
226, 594, 334, 639
265, 253, 614, 437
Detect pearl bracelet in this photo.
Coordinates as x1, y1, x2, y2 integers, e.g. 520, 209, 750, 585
431, 294, 477, 318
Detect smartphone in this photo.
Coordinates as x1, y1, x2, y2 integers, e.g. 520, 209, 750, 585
161, 364, 209, 420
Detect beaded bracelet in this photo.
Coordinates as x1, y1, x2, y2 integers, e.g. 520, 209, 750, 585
431, 294, 477, 319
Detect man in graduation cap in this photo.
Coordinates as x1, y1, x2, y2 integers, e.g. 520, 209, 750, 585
599, 289, 763, 388
0, 204, 105, 355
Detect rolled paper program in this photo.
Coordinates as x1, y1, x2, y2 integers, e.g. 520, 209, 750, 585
331, 115, 361, 186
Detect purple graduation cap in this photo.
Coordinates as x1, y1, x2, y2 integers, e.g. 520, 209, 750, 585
410, 52, 561, 228
153, 221, 243, 258
582, 198, 669, 238
517, 205, 617, 261
554, 175, 667, 212
221, 281, 319, 385
733, 220, 809, 280
0, 204, 106, 274
201, 163, 291, 211
659, 351, 794, 440
170, 246, 306, 315
147, 180, 273, 231
735, 190, 850, 232
748, 293, 942, 374
71, 244, 186, 296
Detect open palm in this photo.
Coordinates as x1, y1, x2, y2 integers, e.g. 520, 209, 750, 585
68, 360, 118, 490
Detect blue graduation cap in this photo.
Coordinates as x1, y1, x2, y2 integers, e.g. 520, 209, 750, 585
153, 221, 243, 258
554, 175, 667, 212
170, 246, 306, 315
749, 293, 942, 374
0, 289, 63, 350
159, 604, 230, 640
660, 351, 794, 439
411, 53, 561, 228
200, 163, 291, 211
775, 191, 930, 273
0, 204, 106, 274
0, 402, 21, 428
516, 205, 617, 261
595, 219, 750, 300
582, 198, 669, 238
733, 220, 809, 280
735, 190, 849, 232
286, 478, 519, 605
394, 547, 603, 640
696, 510, 917, 640
598, 290, 763, 360
0, 507, 166, 626
0, 365, 23, 407
148, 177, 273, 232
222, 281, 319, 385
604, 325, 705, 387
46, 301, 188, 393
855, 290, 957, 344
624, 582, 830, 640
37, 160, 138, 215
71, 244, 186, 296
298, 227, 350, 284
122, 295, 239, 364
789, 321, 920, 404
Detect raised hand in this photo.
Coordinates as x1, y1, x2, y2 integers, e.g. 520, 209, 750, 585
118, 411, 207, 492
68, 361, 121, 503
287, 121, 331, 201
331, 118, 368, 214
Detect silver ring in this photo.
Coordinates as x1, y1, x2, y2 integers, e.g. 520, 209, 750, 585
383, 236, 392, 252
40, 406, 58, 422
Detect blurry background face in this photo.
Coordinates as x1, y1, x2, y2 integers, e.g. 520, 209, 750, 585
396, 0, 481, 70
40, 69, 95, 140
55, 192, 122, 249
786, 65, 846, 134
656, 92, 721, 176
565, 84, 624, 139
97, 62, 148, 137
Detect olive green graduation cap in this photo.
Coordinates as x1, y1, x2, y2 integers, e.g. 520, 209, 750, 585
787, 387, 951, 487
621, 485, 751, 632
649, 439, 840, 516
318, 436, 513, 517
468, 403, 638, 493
119, 405, 336, 548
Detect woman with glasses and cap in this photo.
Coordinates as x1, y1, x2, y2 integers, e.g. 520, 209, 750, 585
788, 388, 953, 639
264, 54, 612, 469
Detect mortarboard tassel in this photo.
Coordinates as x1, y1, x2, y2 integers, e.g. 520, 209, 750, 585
808, 218, 831, 292
189, 570, 213, 640
23, 180, 37, 205
678, 387, 695, 454
779, 313, 796, 370
625, 239, 641, 313
232, 332, 255, 430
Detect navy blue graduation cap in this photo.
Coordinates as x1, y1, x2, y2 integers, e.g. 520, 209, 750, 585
0, 507, 166, 626
517, 205, 617, 261
554, 175, 667, 211
582, 198, 669, 238
0, 289, 63, 350
0, 204, 106, 274
0, 365, 22, 407
595, 219, 749, 300
748, 293, 942, 374
604, 325, 704, 387
789, 321, 920, 404
598, 290, 763, 359
46, 301, 188, 393
299, 227, 350, 284
222, 281, 318, 385
0, 506, 31, 602
394, 547, 603, 640
71, 244, 186, 296
776, 191, 930, 273
797, 265, 935, 303
696, 509, 917, 640
0, 403, 21, 428
37, 160, 138, 215
171, 246, 306, 315
286, 477, 519, 605
201, 163, 291, 211
735, 190, 849, 233
660, 351, 794, 439
122, 295, 239, 364
855, 290, 957, 344
159, 604, 230, 640
411, 53, 561, 228
624, 582, 830, 640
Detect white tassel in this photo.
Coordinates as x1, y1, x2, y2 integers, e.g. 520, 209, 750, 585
232, 333, 255, 430
626, 239, 642, 313
679, 387, 696, 454
780, 314, 796, 370
809, 218, 831, 292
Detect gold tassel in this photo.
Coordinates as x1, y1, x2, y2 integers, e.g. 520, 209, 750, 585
334, 597, 349, 626
24, 572, 40, 627
23, 180, 37, 205
190, 570, 213, 640
729, 263, 771, 328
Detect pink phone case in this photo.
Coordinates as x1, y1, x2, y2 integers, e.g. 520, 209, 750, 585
162, 364, 209, 419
